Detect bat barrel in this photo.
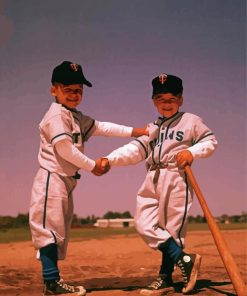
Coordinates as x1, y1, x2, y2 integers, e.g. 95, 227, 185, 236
184, 165, 247, 296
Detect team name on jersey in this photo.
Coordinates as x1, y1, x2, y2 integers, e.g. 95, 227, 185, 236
149, 129, 184, 149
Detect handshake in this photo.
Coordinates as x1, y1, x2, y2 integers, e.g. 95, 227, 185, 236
91, 158, 111, 176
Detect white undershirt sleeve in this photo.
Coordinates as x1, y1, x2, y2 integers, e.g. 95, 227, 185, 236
187, 138, 218, 160
92, 121, 133, 137
107, 143, 143, 166
55, 139, 95, 172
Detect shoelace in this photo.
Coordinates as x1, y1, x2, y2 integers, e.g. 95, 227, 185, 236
57, 280, 76, 292
177, 260, 188, 283
148, 277, 163, 289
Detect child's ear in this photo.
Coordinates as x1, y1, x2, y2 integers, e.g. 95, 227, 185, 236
179, 96, 183, 106
50, 85, 57, 97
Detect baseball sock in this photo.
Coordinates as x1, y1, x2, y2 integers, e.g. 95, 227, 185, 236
40, 243, 60, 283
158, 237, 183, 263
159, 250, 174, 284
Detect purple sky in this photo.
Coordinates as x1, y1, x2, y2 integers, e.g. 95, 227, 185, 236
0, 0, 246, 218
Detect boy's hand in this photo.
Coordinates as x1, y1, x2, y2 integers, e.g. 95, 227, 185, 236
131, 126, 149, 137
91, 158, 111, 176
176, 150, 193, 169
101, 158, 111, 171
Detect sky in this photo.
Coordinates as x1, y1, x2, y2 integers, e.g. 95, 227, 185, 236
0, 0, 246, 218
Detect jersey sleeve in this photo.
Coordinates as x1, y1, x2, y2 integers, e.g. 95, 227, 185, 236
55, 139, 95, 172
107, 143, 143, 166
41, 113, 73, 146
107, 135, 149, 166
187, 117, 218, 159
92, 121, 133, 137
130, 135, 149, 159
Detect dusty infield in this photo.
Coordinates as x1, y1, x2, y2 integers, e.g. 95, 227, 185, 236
0, 230, 246, 296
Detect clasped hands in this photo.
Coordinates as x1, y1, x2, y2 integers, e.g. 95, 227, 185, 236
91, 158, 110, 176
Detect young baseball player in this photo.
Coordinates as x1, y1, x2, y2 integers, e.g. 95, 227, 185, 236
29, 61, 148, 296
102, 73, 218, 295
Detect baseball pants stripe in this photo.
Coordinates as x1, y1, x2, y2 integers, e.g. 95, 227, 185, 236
135, 168, 193, 250
29, 168, 76, 260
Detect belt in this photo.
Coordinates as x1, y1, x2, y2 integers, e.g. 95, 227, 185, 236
149, 163, 168, 184
72, 172, 81, 179
40, 167, 81, 180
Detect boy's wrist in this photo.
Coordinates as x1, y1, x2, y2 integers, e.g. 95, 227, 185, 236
131, 126, 149, 137
104, 157, 113, 166
87, 159, 96, 172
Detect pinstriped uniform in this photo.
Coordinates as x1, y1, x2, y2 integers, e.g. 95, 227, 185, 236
107, 112, 217, 250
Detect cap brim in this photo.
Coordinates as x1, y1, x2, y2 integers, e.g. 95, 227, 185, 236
84, 80, 92, 87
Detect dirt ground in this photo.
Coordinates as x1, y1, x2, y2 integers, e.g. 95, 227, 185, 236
0, 230, 246, 296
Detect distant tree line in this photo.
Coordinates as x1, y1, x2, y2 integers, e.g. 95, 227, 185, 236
188, 213, 247, 223
0, 212, 246, 229
0, 214, 29, 229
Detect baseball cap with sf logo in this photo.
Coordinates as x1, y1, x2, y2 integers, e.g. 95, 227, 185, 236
51, 61, 92, 87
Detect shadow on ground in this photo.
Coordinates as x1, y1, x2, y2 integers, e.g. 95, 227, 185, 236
82, 277, 235, 295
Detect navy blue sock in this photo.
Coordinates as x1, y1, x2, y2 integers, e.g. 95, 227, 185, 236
158, 237, 183, 263
40, 243, 60, 283
159, 252, 174, 278
159, 251, 174, 283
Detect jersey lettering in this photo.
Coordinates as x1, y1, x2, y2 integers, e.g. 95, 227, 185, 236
157, 130, 184, 144
168, 130, 174, 140
176, 131, 184, 142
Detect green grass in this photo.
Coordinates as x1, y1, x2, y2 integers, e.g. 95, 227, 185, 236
187, 222, 247, 231
0, 227, 32, 243
0, 223, 246, 244
70, 226, 137, 241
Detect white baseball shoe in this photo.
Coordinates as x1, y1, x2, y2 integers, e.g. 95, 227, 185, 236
140, 276, 174, 295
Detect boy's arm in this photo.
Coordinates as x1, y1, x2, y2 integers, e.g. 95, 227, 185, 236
177, 117, 218, 168
107, 143, 143, 166
55, 139, 109, 175
187, 138, 218, 160
55, 139, 95, 171
187, 117, 218, 160
105, 135, 149, 166
92, 121, 148, 138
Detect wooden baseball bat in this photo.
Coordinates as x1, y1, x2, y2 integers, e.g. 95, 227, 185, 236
184, 165, 247, 296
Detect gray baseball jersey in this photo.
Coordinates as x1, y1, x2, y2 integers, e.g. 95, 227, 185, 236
107, 112, 217, 249
30, 102, 132, 259
38, 102, 96, 176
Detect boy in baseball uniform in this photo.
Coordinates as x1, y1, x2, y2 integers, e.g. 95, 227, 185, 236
29, 61, 148, 296
103, 73, 218, 295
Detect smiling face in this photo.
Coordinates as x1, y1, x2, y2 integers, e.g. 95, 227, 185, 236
50, 83, 83, 109
153, 93, 183, 118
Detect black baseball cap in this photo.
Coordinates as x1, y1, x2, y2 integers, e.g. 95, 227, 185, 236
51, 61, 92, 87
152, 73, 183, 97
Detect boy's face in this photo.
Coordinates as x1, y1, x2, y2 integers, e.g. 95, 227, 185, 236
153, 93, 183, 118
50, 83, 83, 109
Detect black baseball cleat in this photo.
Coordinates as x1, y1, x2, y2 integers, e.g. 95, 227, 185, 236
140, 276, 174, 295
43, 278, 86, 295
176, 253, 202, 294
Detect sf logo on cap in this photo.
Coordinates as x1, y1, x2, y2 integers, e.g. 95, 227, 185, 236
159, 74, 167, 84
70, 63, 79, 72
